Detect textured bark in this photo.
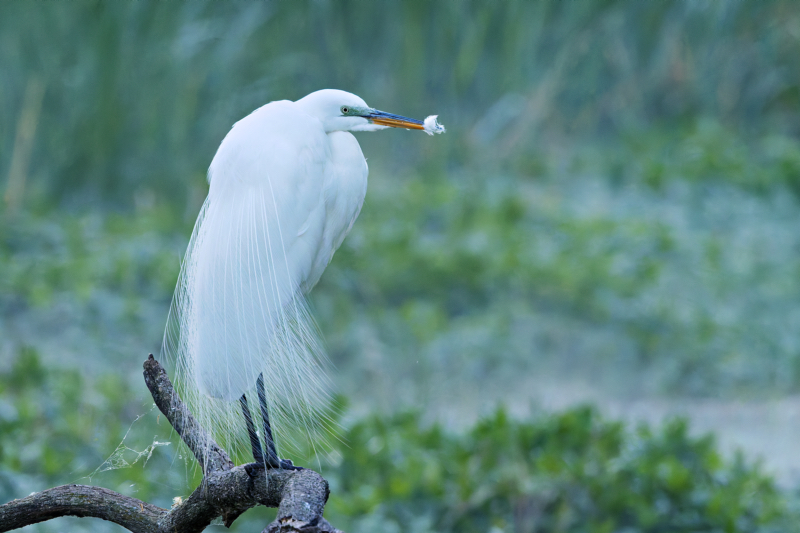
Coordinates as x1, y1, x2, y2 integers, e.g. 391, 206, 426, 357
0, 485, 163, 532
142, 354, 234, 474
0, 355, 343, 533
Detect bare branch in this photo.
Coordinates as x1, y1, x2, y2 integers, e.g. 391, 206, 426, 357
143, 354, 233, 474
0, 484, 165, 533
0, 355, 343, 533
267, 468, 342, 533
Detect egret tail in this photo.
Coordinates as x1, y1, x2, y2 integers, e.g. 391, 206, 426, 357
163, 185, 334, 465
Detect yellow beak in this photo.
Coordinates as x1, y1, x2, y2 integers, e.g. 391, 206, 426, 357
365, 110, 425, 130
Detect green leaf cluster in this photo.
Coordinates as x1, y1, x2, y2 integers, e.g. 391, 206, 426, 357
322, 409, 790, 533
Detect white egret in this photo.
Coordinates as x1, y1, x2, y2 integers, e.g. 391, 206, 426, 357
164, 89, 444, 470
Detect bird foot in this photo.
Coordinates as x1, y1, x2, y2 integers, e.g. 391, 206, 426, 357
244, 459, 303, 477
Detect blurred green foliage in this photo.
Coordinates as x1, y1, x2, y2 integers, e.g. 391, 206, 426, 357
0, 348, 192, 515
325, 409, 793, 533
0, 209, 182, 308
0, 350, 800, 533
3, 1, 800, 530
2, 0, 799, 396
1, 351, 797, 533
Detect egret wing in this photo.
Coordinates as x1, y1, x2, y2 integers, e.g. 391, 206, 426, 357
165, 101, 333, 456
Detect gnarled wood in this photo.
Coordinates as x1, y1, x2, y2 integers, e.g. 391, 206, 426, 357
143, 354, 234, 474
0, 355, 342, 533
0, 484, 164, 533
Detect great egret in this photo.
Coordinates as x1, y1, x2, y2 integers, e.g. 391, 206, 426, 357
164, 89, 444, 470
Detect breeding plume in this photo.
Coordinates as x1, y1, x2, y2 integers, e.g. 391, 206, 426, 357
164, 89, 444, 469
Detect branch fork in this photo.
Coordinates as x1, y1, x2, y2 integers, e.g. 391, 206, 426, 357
0, 355, 343, 533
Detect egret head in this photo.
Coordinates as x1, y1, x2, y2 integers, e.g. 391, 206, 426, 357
297, 89, 434, 134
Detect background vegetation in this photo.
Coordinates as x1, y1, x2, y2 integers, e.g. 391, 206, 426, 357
2, 1, 800, 531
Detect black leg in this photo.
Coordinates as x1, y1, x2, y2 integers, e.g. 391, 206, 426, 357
239, 394, 265, 465
256, 373, 279, 465
256, 372, 302, 471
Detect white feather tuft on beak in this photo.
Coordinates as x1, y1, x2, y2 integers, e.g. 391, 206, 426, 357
423, 115, 446, 135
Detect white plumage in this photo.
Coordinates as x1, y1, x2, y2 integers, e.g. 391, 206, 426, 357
163, 89, 443, 462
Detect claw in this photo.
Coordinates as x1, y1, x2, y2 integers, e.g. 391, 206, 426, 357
244, 462, 265, 478
244, 459, 303, 477
278, 459, 303, 471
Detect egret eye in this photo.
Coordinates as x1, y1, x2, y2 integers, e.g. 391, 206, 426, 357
341, 106, 349, 115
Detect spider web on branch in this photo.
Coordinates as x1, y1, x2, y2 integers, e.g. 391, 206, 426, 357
85, 404, 172, 482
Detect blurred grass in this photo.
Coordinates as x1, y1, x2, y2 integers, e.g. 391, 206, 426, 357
2, 1, 800, 208
3, 0, 800, 530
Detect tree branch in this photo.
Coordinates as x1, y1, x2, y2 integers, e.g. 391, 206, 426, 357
0, 355, 343, 533
142, 354, 233, 474
0, 484, 164, 532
